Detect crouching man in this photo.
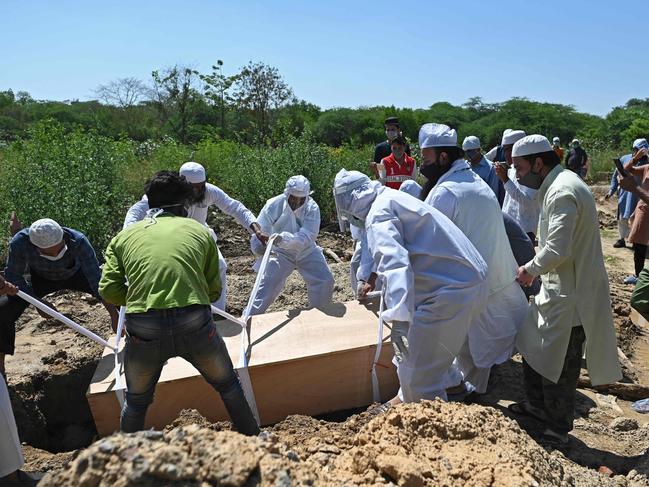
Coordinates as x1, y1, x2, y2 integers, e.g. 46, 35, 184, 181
248, 175, 334, 315
333, 169, 489, 407
100, 170, 259, 435
0, 218, 118, 379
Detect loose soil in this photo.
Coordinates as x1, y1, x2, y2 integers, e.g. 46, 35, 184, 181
6, 198, 649, 485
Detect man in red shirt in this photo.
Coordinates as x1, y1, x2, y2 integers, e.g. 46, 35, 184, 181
379, 136, 418, 190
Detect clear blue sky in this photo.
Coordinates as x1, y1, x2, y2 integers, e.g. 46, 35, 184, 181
2, 0, 647, 116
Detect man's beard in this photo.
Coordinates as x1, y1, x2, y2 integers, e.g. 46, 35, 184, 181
189, 189, 206, 204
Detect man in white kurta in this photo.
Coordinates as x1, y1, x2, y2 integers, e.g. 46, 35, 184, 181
334, 169, 489, 404
513, 135, 621, 443
248, 176, 334, 315
123, 162, 267, 310
0, 278, 25, 483
419, 123, 529, 395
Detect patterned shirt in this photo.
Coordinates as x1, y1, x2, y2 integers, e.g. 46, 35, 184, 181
5, 227, 102, 298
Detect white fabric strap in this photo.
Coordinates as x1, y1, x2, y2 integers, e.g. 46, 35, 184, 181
17, 290, 115, 351
370, 277, 386, 403
226, 234, 278, 425
114, 307, 126, 407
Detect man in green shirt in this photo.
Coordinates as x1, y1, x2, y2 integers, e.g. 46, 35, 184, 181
100, 170, 259, 435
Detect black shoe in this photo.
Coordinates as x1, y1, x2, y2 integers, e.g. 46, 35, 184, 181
613, 239, 626, 248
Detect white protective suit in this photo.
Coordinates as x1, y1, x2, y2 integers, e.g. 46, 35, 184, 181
424, 159, 528, 392
334, 170, 489, 402
248, 176, 334, 315
123, 182, 257, 310
350, 181, 422, 296
0, 375, 23, 478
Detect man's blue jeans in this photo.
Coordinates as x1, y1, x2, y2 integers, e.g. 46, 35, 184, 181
120, 304, 259, 435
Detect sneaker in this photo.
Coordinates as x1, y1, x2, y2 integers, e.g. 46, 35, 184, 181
613, 239, 626, 248
624, 275, 638, 285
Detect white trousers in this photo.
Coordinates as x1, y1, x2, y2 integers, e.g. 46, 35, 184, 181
0, 375, 23, 478
397, 280, 489, 403
208, 228, 228, 311
451, 280, 529, 393
248, 248, 334, 316
619, 217, 630, 240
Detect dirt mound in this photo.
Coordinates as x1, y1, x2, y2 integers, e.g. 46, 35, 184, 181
41, 401, 585, 486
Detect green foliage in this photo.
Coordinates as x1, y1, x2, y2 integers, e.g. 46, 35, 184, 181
0, 120, 135, 253
195, 132, 369, 219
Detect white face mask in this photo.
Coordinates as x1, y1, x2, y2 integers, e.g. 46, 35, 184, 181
386, 129, 398, 140
40, 244, 68, 261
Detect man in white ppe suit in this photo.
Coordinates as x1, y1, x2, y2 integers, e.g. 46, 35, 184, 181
351, 181, 421, 300
419, 123, 528, 395
123, 162, 268, 310
333, 169, 489, 405
512, 135, 621, 444
248, 175, 334, 315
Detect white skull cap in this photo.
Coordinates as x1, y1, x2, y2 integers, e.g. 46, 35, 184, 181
502, 129, 527, 146
29, 218, 64, 249
419, 123, 457, 149
179, 162, 206, 184
285, 175, 312, 197
512, 134, 553, 157
462, 135, 481, 151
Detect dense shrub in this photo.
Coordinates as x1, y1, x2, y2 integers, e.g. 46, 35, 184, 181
0, 120, 135, 254
0, 122, 371, 259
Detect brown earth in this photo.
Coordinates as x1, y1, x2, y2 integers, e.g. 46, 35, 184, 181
6, 198, 649, 486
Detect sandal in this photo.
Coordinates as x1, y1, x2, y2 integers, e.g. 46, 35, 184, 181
507, 401, 548, 422
447, 382, 477, 403
367, 402, 392, 416
541, 428, 569, 445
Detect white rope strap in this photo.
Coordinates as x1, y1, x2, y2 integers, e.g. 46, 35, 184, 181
113, 306, 126, 406
370, 277, 386, 403
18, 290, 115, 350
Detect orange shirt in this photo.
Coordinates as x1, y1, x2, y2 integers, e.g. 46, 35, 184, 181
554, 146, 564, 160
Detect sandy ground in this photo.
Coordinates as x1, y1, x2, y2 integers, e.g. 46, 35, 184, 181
5, 193, 649, 485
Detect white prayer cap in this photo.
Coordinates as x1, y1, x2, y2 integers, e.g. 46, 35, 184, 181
501, 129, 527, 146
633, 138, 649, 150
571, 138, 580, 145
285, 175, 312, 197
419, 123, 457, 149
29, 218, 64, 249
179, 162, 206, 184
462, 136, 481, 151
552, 137, 560, 144
512, 135, 553, 158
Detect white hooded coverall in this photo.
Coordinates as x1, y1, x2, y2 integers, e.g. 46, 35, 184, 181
334, 171, 489, 402
349, 181, 421, 296
424, 159, 529, 392
248, 176, 334, 315
123, 183, 257, 310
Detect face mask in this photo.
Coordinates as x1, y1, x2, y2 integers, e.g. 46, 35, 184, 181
288, 195, 307, 211
386, 130, 398, 140
465, 149, 480, 162
517, 170, 543, 189
340, 210, 365, 228
420, 158, 450, 185
40, 245, 68, 261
